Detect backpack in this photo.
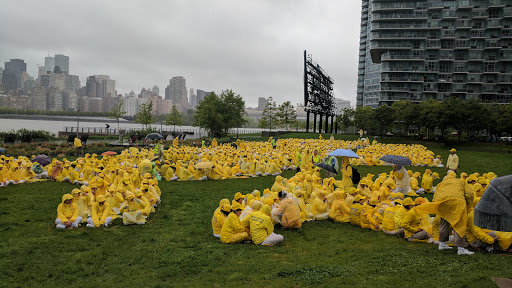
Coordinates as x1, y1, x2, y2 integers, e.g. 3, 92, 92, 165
349, 165, 361, 184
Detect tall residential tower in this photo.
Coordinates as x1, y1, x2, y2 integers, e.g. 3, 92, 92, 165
357, 0, 512, 106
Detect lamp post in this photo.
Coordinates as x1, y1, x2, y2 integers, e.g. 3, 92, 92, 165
76, 94, 80, 138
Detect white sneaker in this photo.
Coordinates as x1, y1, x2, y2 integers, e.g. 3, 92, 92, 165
56, 224, 66, 229
439, 243, 453, 250
457, 248, 474, 255
485, 246, 494, 253
86, 224, 95, 228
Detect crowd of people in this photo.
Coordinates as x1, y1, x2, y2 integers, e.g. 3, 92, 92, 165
212, 163, 511, 252
2, 136, 511, 253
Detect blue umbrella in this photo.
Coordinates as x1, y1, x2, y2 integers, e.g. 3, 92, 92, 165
380, 155, 412, 166
328, 149, 359, 158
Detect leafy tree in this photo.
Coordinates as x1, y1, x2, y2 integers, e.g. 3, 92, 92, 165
417, 99, 441, 138
110, 99, 126, 132
354, 106, 375, 133
336, 107, 355, 134
276, 101, 297, 130
166, 105, 183, 133
373, 105, 394, 137
134, 101, 155, 130
258, 97, 278, 131
194, 90, 247, 137
391, 100, 416, 136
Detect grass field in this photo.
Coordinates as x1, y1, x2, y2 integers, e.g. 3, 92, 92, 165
1, 138, 512, 287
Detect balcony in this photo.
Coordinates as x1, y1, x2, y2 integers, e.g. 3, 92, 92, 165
372, 2, 416, 12
373, 12, 428, 21
381, 54, 425, 61
488, 0, 507, 8
472, 11, 489, 19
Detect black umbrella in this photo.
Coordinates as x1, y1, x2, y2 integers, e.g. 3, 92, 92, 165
32, 154, 51, 166
145, 133, 164, 140
314, 162, 337, 174
380, 155, 412, 166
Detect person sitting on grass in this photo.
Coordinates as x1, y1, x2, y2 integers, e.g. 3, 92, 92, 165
220, 202, 251, 244
212, 200, 230, 238
119, 192, 147, 225
55, 194, 83, 229
243, 204, 284, 246
275, 191, 301, 229
86, 195, 112, 228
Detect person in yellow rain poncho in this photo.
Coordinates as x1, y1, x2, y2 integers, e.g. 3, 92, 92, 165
329, 190, 351, 223
212, 201, 230, 238
350, 195, 366, 226
86, 195, 112, 228
421, 169, 437, 193
415, 174, 475, 255
466, 209, 497, 251
394, 165, 410, 194
400, 200, 431, 242
410, 172, 424, 194
446, 148, 459, 172
120, 192, 147, 225
382, 199, 401, 235
74, 137, 83, 156
220, 202, 251, 244
311, 190, 329, 220
275, 191, 301, 228
71, 188, 89, 223
55, 194, 83, 229
340, 156, 353, 192
394, 198, 410, 238
242, 204, 284, 246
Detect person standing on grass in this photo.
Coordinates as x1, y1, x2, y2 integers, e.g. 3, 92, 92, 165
74, 137, 83, 156
415, 173, 475, 255
446, 148, 459, 173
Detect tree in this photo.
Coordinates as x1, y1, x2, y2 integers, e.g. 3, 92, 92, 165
134, 101, 155, 130
391, 100, 416, 136
276, 101, 297, 130
373, 105, 394, 137
166, 105, 183, 133
258, 97, 278, 131
418, 99, 442, 139
194, 90, 247, 137
110, 99, 126, 132
354, 106, 374, 134
336, 107, 355, 134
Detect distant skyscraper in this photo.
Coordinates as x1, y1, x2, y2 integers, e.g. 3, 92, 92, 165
152, 85, 160, 96
335, 98, 351, 114
196, 89, 212, 104
54, 54, 69, 74
3, 59, 27, 92
86, 75, 115, 98
44, 56, 55, 74
258, 97, 268, 111
166, 76, 187, 105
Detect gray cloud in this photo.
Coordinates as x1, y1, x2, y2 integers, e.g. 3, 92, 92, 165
0, 0, 361, 107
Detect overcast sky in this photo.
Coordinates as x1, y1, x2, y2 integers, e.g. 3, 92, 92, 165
0, 0, 361, 108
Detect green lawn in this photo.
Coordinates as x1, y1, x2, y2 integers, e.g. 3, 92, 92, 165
1, 140, 512, 287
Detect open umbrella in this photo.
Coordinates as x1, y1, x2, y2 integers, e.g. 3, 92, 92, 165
328, 149, 359, 158
379, 155, 412, 166
474, 174, 512, 232
195, 162, 213, 169
314, 162, 337, 174
32, 154, 51, 166
101, 151, 118, 156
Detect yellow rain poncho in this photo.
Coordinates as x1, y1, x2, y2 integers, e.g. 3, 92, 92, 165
415, 176, 473, 238
220, 204, 251, 244
57, 194, 79, 224
329, 191, 350, 222
91, 195, 111, 227
242, 205, 273, 244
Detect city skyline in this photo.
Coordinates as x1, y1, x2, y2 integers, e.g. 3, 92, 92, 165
0, 1, 360, 107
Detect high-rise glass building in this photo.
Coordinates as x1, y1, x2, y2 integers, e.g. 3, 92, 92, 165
54, 54, 69, 74
357, 0, 512, 106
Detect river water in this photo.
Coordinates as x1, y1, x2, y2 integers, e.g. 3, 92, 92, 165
0, 117, 263, 139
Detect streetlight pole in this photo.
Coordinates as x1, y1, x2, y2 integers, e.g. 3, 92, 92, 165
76, 94, 80, 138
